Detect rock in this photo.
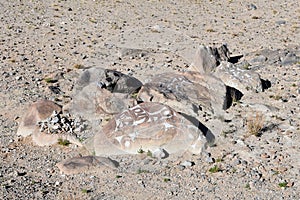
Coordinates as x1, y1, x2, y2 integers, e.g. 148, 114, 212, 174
180, 161, 195, 167
32, 131, 82, 147
68, 67, 142, 122
213, 61, 265, 94
69, 82, 136, 122
17, 100, 62, 137
74, 67, 142, 93
118, 48, 149, 58
281, 52, 299, 65
137, 71, 228, 117
56, 156, 118, 175
249, 55, 267, 64
191, 44, 230, 73
247, 3, 257, 10
86, 102, 209, 156
152, 148, 169, 159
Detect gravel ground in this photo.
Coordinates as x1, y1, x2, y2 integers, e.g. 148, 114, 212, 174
0, 0, 299, 199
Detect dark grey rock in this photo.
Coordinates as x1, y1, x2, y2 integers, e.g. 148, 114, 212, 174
75, 67, 142, 94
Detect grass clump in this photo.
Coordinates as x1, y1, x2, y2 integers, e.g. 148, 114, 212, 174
81, 189, 92, 194
209, 165, 221, 173
73, 64, 84, 69
44, 77, 57, 83
137, 168, 149, 174
147, 150, 153, 157
247, 112, 264, 137
245, 183, 251, 190
137, 147, 145, 154
206, 28, 215, 32
163, 178, 171, 182
278, 182, 288, 188
57, 138, 71, 146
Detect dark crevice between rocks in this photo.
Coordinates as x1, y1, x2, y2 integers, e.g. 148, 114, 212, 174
224, 86, 244, 109
213, 44, 231, 66
228, 54, 243, 64
131, 87, 144, 104
179, 112, 215, 145
261, 79, 271, 91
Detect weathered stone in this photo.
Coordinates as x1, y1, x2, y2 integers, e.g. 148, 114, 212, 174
17, 100, 61, 137
118, 48, 149, 58
152, 148, 169, 159
56, 156, 118, 175
69, 67, 142, 122
74, 67, 142, 93
87, 102, 209, 156
191, 44, 230, 73
32, 131, 82, 147
137, 71, 228, 117
249, 55, 267, 64
180, 160, 195, 167
213, 61, 264, 94
281, 52, 299, 66
69, 82, 136, 122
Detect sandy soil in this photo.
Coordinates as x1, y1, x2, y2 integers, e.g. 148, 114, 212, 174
0, 0, 299, 199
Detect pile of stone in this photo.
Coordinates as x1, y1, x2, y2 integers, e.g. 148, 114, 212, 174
37, 111, 88, 136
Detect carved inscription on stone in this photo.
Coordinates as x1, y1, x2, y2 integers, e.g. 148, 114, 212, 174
100, 102, 207, 155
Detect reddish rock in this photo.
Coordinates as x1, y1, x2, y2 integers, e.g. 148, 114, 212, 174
17, 100, 61, 137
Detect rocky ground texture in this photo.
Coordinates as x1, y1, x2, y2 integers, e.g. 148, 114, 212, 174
1, 0, 300, 199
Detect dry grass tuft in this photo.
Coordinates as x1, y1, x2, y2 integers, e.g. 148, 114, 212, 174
247, 112, 264, 137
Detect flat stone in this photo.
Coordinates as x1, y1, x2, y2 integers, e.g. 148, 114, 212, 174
56, 156, 118, 175
214, 61, 264, 94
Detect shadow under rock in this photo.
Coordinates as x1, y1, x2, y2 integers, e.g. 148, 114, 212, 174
179, 112, 215, 146
261, 79, 272, 91
261, 123, 278, 133
228, 54, 244, 64
224, 86, 244, 109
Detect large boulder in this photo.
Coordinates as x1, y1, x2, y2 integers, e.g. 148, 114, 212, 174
69, 82, 136, 122
86, 102, 210, 156
68, 67, 142, 122
137, 71, 228, 118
